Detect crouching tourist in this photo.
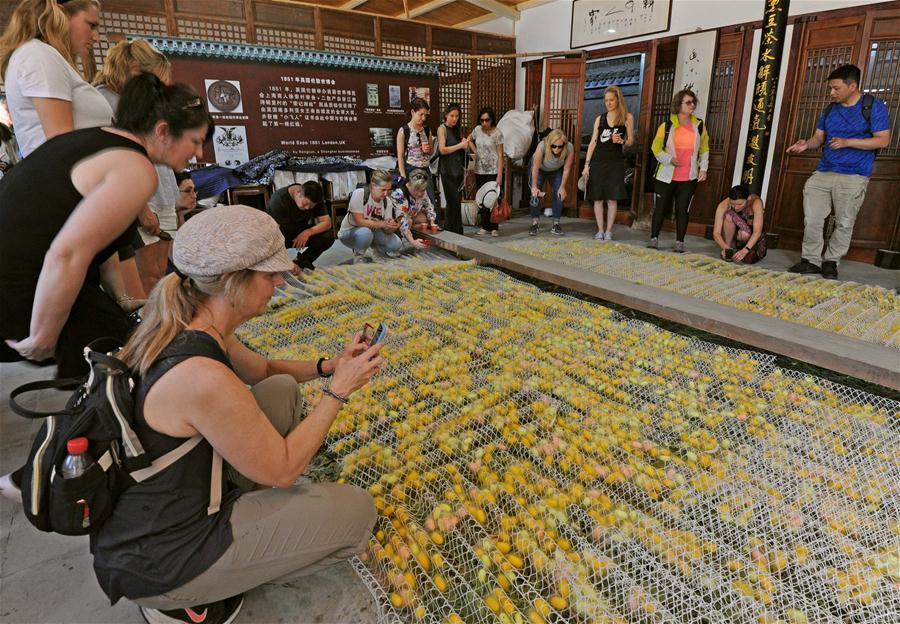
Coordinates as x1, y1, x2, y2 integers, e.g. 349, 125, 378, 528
92, 205, 380, 624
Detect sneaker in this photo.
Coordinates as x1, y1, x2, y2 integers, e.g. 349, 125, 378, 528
788, 259, 822, 274
647, 237, 658, 249
821, 260, 838, 280
529, 223, 539, 236
352, 251, 372, 265
593, 231, 605, 241
673, 241, 685, 253
551, 223, 564, 236
490, 230, 499, 237
140, 594, 244, 624
384, 250, 401, 259
0, 471, 22, 504
475, 229, 490, 236
603, 231, 613, 241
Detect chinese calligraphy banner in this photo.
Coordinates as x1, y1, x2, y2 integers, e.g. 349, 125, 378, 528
170, 56, 439, 162
673, 31, 718, 120
571, 0, 672, 48
739, 0, 789, 194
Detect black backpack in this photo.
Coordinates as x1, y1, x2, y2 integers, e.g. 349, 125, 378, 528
9, 339, 207, 535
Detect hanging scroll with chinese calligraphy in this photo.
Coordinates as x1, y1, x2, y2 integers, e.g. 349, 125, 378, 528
740, 0, 789, 194
571, 0, 672, 48
673, 31, 718, 120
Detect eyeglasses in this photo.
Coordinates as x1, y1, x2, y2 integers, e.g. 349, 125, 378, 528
550, 143, 565, 150
683, 100, 696, 106
480, 117, 491, 123
180, 188, 197, 195
182, 97, 203, 110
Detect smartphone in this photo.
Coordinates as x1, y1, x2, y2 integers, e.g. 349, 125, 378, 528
370, 322, 387, 346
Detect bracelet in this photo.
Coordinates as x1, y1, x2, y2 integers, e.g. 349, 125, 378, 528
322, 384, 348, 403
316, 357, 333, 378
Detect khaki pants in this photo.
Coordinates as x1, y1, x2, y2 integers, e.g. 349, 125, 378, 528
135, 374, 377, 610
801, 171, 869, 265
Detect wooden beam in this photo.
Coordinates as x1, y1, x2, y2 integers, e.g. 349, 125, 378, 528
421, 232, 900, 392
453, 13, 501, 29
465, 0, 519, 21
340, 0, 369, 9
401, 0, 455, 19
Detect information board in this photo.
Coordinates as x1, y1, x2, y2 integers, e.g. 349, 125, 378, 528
168, 55, 440, 165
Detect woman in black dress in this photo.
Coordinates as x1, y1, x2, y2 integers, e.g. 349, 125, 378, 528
437, 103, 469, 234
582, 86, 634, 241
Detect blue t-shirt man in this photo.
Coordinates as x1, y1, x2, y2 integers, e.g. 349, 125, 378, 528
816, 96, 891, 177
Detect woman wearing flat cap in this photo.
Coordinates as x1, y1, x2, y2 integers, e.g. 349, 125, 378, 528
92, 205, 381, 624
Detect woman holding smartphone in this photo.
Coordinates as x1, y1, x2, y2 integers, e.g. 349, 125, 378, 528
582, 86, 634, 241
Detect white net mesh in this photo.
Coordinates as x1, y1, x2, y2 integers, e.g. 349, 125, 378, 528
238, 259, 899, 624
497, 239, 900, 350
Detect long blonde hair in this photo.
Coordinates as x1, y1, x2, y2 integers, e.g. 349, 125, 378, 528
120, 270, 254, 376
604, 85, 629, 128
541, 129, 569, 161
0, 0, 100, 76
93, 38, 170, 93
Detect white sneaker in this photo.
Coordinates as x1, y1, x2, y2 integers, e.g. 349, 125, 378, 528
604, 231, 613, 241
384, 250, 401, 259
593, 232, 605, 241
352, 251, 372, 264
0, 472, 22, 504
475, 229, 490, 236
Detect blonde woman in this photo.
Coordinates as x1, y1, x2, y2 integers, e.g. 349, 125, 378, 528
0, 0, 111, 157
389, 169, 435, 250
93, 38, 177, 295
338, 170, 402, 263
528, 129, 574, 236
582, 85, 634, 241
92, 206, 379, 623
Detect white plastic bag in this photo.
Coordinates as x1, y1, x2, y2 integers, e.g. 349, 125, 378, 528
496, 110, 535, 161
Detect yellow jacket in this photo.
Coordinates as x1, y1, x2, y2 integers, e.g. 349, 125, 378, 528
651, 114, 710, 183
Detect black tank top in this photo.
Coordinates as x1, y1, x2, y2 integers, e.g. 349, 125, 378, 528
591, 113, 628, 162
438, 123, 465, 176
92, 331, 240, 604
0, 128, 146, 335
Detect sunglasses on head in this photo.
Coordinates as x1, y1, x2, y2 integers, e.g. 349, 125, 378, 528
182, 97, 203, 110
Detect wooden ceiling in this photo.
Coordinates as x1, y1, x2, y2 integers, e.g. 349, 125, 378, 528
275, 0, 552, 29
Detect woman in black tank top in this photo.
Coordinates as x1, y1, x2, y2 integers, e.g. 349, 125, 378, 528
0, 72, 212, 377
95, 205, 381, 621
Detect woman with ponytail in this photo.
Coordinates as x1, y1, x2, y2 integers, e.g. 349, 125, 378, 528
0, 0, 110, 157
95, 205, 379, 624
0, 72, 213, 378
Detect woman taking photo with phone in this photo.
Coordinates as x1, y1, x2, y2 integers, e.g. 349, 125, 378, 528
582, 86, 634, 241
93, 205, 380, 624
397, 97, 435, 201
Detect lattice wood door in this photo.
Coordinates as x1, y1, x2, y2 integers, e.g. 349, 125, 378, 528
642, 43, 676, 196
861, 9, 900, 252
543, 58, 585, 213
691, 31, 750, 225
767, 15, 864, 251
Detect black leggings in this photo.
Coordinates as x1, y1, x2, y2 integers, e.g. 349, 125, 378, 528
651, 179, 698, 242
442, 173, 464, 235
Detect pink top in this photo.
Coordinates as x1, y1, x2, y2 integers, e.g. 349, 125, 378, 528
672, 124, 695, 182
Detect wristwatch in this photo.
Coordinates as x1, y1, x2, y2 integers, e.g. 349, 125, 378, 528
316, 357, 333, 378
